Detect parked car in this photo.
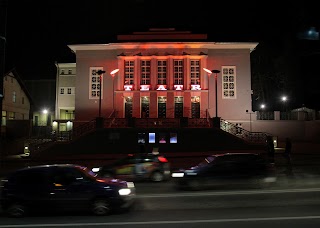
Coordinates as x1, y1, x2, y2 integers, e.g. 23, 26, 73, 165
171, 152, 277, 190
92, 153, 171, 182
0, 164, 136, 217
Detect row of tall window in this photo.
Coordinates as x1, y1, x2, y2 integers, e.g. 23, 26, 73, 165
89, 64, 236, 99
124, 59, 200, 86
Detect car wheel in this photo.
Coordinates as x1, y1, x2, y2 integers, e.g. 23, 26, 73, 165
150, 171, 164, 182
91, 199, 112, 216
6, 203, 26, 218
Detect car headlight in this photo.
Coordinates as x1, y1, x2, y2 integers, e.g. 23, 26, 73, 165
127, 182, 135, 188
92, 167, 100, 172
171, 172, 184, 178
118, 188, 131, 196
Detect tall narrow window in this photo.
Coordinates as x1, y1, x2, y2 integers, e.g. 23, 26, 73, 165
141, 60, 150, 85
12, 91, 16, 103
190, 60, 200, 85
174, 60, 184, 85
60, 88, 65, 94
157, 60, 167, 85
125, 61, 134, 85
89, 67, 103, 99
67, 88, 72, 94
222, 66, 236, 99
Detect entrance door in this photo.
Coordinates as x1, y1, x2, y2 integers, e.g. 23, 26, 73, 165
174, 96, 183, 118
191, 96, 200, 118
125, 97, 133, 118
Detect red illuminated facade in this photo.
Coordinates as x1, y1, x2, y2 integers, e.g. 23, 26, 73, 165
68, 29, 258, 124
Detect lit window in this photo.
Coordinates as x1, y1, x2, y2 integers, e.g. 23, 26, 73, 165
222, 66, 236, 99
12, 91, 16, 103
190, 60, 200, 85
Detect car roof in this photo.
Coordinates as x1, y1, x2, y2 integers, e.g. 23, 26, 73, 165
12, 164, 83, 173
212, 152, 260, 157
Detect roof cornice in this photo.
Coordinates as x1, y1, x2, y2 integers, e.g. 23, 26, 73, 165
68, 42, 259, 53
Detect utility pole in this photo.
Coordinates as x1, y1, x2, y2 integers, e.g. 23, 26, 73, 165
0, 0, 8, 165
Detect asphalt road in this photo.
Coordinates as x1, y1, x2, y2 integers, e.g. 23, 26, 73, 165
1, 185, 320, 227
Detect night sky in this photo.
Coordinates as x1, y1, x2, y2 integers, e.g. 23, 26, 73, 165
1, 0, 319, 109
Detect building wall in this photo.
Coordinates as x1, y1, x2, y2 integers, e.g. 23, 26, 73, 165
72, 44, 254, 123
55, 63, 76, 120
207, 49, 253, 120
2, 72, 31, 125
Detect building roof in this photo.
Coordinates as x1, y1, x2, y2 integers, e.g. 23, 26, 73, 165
68, 28, 258, 54
4, 68, 34, 106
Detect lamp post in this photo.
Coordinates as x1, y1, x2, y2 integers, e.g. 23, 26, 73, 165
203, 68, 220, 117
110, 69, 119, 114
96, 70, 106, 118
246, 110, 254, 132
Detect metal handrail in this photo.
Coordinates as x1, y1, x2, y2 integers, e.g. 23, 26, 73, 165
220, 118, 269, 144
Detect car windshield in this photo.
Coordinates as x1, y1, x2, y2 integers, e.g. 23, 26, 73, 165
197, 156, 215, 167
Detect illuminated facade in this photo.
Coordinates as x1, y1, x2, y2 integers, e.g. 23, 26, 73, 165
68, 29, 258, 125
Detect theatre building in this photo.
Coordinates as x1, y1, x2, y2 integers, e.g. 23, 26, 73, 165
67, 29, 257, 125
51, 29, 261, 153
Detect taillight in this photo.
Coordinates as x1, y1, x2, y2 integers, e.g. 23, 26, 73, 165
158, 156, 168, 163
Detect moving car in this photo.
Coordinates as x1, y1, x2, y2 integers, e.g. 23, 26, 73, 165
171, 152, 277, 190
0, 164, 136, 217
92, 153, 171, 182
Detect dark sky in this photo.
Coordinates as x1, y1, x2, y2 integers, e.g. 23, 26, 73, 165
1, 0, 319, 109
2, 1, 319, 79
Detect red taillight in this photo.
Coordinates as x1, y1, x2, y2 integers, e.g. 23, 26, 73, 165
158, 156, 168, 163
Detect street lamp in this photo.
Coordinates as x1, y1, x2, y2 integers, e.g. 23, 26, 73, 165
203, 68, 220, 117
96, 70, 106, 118
110, 69, 119, 114
281, 96, 287, 111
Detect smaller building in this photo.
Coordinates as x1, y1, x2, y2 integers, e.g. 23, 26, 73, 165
1, 68, 33, 138
53, 63, 76, 134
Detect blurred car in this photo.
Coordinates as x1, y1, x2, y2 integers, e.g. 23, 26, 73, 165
171, 152, 277, 190
92, 153, 171, 182
0, 164, 136, 217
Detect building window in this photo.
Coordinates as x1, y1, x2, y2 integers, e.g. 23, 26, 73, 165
12, 91, 16, 103
174, 60, 184, 85
222, 66, 236, 99
141, 60, 150, 85
61, 70, 65, 75
1, 111, 6, 126
89, 67, 103, 99
8, 112, 15, 120
157, 60, 167, 85
68, 69, 72, 74
60, 88, 65, 94
22, 97, 24, 104
67, 88, 72, 94
125, 61, 134, 85
190, 60, 200, 85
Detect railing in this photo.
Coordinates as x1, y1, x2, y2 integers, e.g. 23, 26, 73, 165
220, 118, 269, 144
134, 118, 181, 128
72, 119, 96, 140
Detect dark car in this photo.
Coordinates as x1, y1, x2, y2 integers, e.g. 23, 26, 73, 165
92, 153, 171, 182
0, 164, 136, 217
171, 152, 277, 190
